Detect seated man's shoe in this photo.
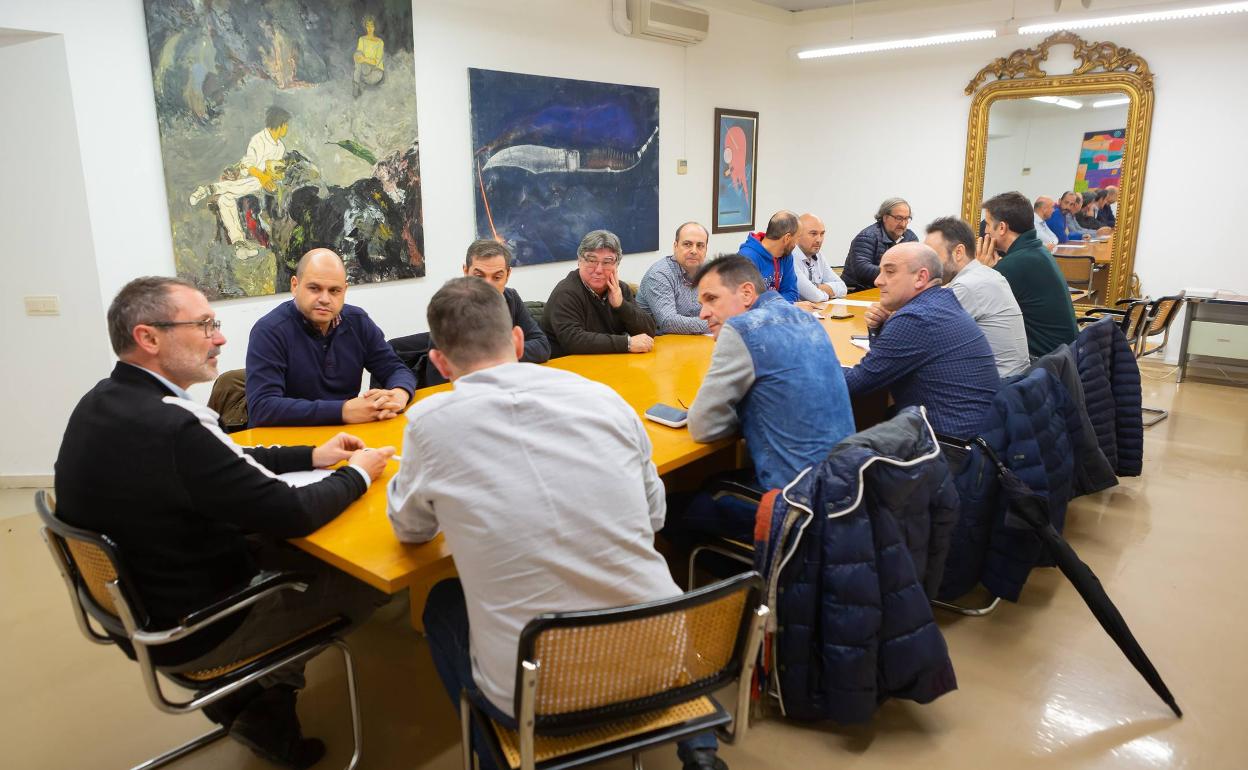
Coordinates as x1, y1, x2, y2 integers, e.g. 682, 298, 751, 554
229, 685, 326, 769
189, 185, 211, 206
233, 240, 260, 259
682, 748, 729, 770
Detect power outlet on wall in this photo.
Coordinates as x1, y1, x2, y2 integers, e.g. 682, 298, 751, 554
24, 295, 61, 316
676, 159, 688, 175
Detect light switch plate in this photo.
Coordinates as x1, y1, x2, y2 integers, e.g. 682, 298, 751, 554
24, 295, 60, 316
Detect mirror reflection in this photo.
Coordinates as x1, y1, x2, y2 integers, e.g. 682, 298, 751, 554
983, 92, 1129, 303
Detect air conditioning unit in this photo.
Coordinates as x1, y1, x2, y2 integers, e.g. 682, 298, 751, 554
611, 0, 709, 46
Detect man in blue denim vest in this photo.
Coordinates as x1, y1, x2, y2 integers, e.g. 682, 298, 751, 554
666, 255, 856, 542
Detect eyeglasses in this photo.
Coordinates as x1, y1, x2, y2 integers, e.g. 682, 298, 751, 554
580, 256, 619, 268
885, 213, 913, 223
148, 319, 222, 338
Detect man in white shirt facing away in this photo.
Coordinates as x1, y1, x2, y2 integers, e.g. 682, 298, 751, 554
386, 277, 729, 770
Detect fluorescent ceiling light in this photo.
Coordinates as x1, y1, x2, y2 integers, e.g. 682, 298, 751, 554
1031, 96, 1083, 109
797, 29, 996, 59
1018, 1, 1248, 34
1093, 97, 1131, 108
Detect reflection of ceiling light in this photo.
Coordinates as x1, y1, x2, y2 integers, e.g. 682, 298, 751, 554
796, 29, 996, 59
1093, 97, 1131, 108
1031, 96, 1083, 109
1019, 1, 1248, 34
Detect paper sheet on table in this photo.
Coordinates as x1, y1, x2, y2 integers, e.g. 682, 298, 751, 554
851, 338, 871, 351
837, 299, 876, 308
278, 469, 333, 487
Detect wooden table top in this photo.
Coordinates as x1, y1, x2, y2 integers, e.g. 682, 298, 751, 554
1054, 237, 1113, 265
233, 289, 876, 593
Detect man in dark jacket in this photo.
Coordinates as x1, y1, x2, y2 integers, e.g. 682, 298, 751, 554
1097, 185, 1118, 227
456, 239, 550, 362
977, 191, 1079, 358
55, 276, 392, 768
541, 229, 656, 356
842, 197, 918, 290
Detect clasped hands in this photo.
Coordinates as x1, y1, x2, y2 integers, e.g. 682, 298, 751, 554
311, 432, 396, 482
342, 387, 410, 423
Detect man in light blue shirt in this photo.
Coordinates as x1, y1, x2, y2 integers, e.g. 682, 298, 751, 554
793, 213, 848, 301
1033, 197, 1059, 250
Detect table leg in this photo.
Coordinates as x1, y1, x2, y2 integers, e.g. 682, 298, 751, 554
1177, 300, 1195, 384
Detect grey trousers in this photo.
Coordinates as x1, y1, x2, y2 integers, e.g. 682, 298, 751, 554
164, 539, 386, 690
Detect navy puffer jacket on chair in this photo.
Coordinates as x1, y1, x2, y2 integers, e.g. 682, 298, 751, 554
938, 369, 1082, 602
1076, 317, 1144, 476
753, 407, 959, 724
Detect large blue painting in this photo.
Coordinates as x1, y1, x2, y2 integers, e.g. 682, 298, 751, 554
468, 68, 659, 266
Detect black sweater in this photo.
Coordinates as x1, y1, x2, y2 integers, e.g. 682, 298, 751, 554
54, 363, 367, 663
541, 270, 657, 356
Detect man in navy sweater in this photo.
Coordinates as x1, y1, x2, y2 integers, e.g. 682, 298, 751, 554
246, 249, 417, 426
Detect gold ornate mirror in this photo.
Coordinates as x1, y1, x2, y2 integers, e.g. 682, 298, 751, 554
961, 31, 1154, 306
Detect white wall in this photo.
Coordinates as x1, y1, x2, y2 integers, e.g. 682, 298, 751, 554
984, 101, 1129, 204
0, 34, 112, 478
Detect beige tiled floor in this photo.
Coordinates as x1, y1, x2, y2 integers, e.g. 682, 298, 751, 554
3, 364, 1245, 769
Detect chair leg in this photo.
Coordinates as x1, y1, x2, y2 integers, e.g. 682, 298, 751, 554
333, 640, 364, 770
688, 544, 754, 590
128, 725, 228, 770
459, 691, 474, 770
632, 752, 644, 770
931, 596, 1002, 617
1142, 406, 1168, 427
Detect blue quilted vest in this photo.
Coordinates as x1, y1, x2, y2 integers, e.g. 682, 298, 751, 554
728, 291, 856, 489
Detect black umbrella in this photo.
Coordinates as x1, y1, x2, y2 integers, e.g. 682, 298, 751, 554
973, 437, 1183, 718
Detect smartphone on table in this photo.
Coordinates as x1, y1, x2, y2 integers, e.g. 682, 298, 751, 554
644, 403, 688, 428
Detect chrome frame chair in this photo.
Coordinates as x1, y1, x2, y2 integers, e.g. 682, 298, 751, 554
35, 491, 363, 770
1136, 296, 1185, 426
1055, 255, 1098, 304
459, 572, 768, 770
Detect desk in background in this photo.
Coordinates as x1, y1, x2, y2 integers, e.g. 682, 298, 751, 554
1177, 293, 1248, 386
234, 290, 876, 630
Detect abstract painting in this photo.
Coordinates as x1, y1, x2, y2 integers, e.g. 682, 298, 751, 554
468, 68, 659, 266
1074, 128, 1125, 193
143, 0, 424, 299
712, 108, 758, 234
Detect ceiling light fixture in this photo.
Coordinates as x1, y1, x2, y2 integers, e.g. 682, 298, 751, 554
1018, 1, 1248, 34
1030, 96, 1083, 109
1093, 97, 1131, 108
796, 29, 996, 60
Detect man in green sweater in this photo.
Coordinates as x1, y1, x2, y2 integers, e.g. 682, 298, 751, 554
977, 191, 1078, 358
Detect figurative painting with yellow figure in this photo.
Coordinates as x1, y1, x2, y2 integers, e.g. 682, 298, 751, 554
143, 0, 424, 299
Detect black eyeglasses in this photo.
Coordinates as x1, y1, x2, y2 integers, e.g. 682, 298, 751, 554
147, 319, 222, 338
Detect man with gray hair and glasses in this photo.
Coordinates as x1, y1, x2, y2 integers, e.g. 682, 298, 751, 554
540, 229, 657, 356
55, 276, 392, 768
844, 242, 999, 438
842, 197, 919, 291
389, 277, 729, 770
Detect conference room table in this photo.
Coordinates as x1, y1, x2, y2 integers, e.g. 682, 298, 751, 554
1054, 236, 1114, 305
232, 288, 880, 631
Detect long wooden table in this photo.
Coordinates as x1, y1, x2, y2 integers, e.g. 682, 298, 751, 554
233, 289, 877, 628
